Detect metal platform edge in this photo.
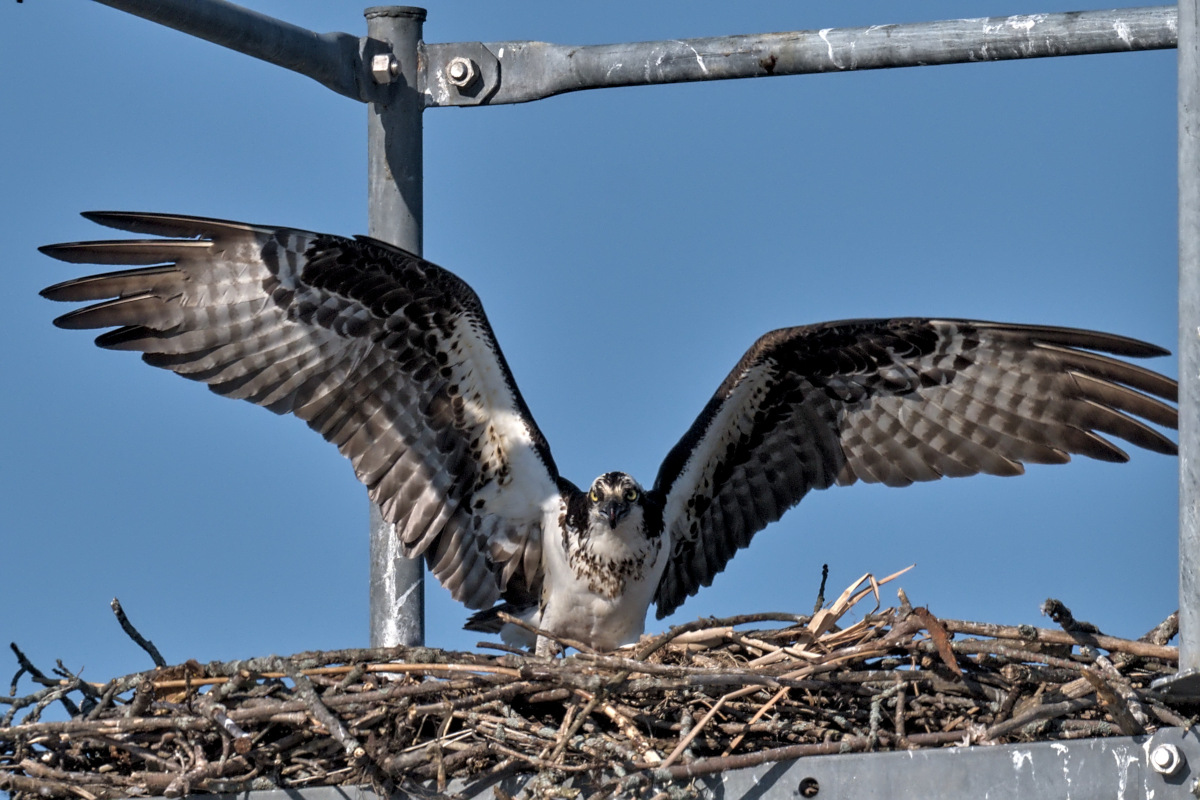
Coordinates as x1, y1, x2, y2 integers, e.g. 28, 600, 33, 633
190, 727, 1200, 800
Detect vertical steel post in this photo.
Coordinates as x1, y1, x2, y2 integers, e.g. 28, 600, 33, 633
365, 5, 426, 648
1180, 0, 1200, 678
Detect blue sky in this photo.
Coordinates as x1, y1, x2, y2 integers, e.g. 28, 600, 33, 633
1, 1, 1180, 698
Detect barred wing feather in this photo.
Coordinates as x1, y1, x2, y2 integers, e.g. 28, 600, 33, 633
41, 212, 557, 611
652, 318, 1177, 619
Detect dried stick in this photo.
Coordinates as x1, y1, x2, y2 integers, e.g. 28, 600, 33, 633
280, 661, 362, 761
3, 682, 74, 727
110, 598, 166, 667
941, 619, 1176, 661
1, 770, 109, 800
195, 695, 253, 755
409, 680, 554, 716
632, 613, 811, 662
983, 698, 1097, 740
893, 679, 908, 744
148, 660, 522, 691
661, 696, 726, 768
1080, 669, 1144, 736
913, 608, 962, 679
722, 686, 788, 756
1041, 598, 1102, 637
80, 734, 178, 771
8, 643, 80, 717
812, 564, 830, 613
495, 611, 596, 655
1139, 611, 1179, 646
549, 694, 600, 763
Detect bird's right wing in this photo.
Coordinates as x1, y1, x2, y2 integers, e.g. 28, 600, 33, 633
41, 212, 558, 610
652, 318, 1177, 619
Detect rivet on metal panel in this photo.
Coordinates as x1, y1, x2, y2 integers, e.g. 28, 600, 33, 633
447, 56, 478, 88
1151, 743, 1185, 776
371, 53, 400, 84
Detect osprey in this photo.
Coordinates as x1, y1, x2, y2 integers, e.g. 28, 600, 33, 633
41, 212, 1178, 651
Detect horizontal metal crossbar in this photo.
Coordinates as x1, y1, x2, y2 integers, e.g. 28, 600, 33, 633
425, 6, 1179, 106
91, 0, 366, 100
90, 1, 1177, 107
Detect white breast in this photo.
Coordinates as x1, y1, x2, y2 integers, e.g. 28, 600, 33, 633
534, 503, 668, 651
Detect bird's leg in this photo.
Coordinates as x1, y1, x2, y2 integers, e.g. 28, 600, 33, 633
534, 634, 563, 658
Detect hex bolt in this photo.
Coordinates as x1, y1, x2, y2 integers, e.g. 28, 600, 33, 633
1151, 743, 1185, 776
371, 54, 399, 84
446, 56, 478, 89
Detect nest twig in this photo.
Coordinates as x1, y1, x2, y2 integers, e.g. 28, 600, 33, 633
0, 576, 1191, 800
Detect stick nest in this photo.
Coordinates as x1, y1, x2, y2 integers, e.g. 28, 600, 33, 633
1, 576, 1193, 800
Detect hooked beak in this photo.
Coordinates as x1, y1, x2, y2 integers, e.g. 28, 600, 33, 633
602, 500, 628, 529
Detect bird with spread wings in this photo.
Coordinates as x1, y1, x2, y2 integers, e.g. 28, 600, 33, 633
41, 212, 1178, 651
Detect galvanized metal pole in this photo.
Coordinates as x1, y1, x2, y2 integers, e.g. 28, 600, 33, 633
423, 6, 1177, 107
91, 0, 364, 100
1179, 0, 1200, 680
365, 6, 426, 648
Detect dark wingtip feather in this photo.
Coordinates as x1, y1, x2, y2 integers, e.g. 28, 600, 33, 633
95, 326, 153, 350
41, 265, 183, 302
40, 278, 72, 300
39, 241, 120, 265
1041, 324, 1172, 358
1138, 342, 1170, 358
51, 307, 106, 331
78, 210, 255, 239
945, 320, 1170, 359
39, 240, 209, 268
38, 243, 72, 261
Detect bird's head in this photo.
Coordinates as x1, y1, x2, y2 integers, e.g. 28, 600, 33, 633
587, 472, 645, 531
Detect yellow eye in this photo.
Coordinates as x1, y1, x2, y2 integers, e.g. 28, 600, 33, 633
589, 489, 599, 503
625, 488, 638, 502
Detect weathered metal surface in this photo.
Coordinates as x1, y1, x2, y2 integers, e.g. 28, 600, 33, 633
365, 6, 426, 649
423, 6, 1178, 107
427, 42, 501, 106
91, 0, 366, 100
698, 728, 1196, 800
197, 727, 1200, 799
87, 2, 1179, 111
1176, 0, 1200, 689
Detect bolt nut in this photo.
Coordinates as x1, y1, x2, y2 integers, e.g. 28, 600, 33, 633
371, 54, 399, 84
1151, 743, 1185, 776
446, 56, 478, 89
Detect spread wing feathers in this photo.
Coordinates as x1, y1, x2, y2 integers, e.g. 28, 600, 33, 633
41, 211, 558, 610
651, 318, 1177, 618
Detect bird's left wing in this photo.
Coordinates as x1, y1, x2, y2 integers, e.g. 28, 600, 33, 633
40, 212, 558, 610
651, 318, 1177, 619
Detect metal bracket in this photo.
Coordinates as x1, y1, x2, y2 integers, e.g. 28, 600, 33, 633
423, 42, 500, 106
1153, 669, 1200, 700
